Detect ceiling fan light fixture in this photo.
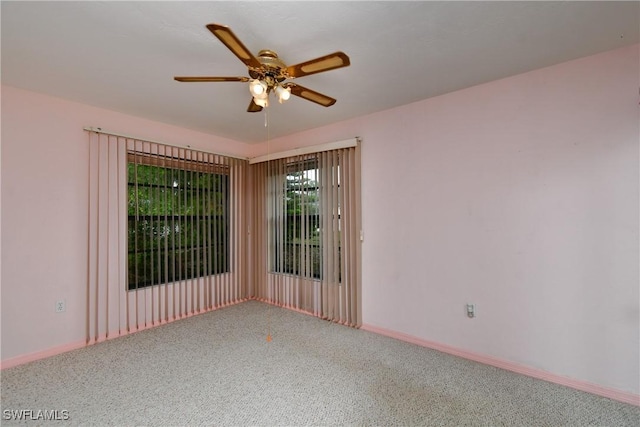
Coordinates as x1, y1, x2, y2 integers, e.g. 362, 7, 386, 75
254, 96, 269, 108
249, 79, 267, 96
275, 85, 291, 103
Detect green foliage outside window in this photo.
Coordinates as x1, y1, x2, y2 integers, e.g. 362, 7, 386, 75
274, 168, 323, 278
128, 162, 229, 290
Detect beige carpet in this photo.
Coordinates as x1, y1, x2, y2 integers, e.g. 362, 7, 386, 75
1, 301, 638, 426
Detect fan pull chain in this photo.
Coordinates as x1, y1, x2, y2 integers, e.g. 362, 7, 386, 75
265, 104, 272, 343
266, 308, 272, 342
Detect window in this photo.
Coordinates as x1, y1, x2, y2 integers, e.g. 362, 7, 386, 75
88, 131, 248, 340
253, 142, 361, 326
272, 158, 324, 279
127, 156, 229, 290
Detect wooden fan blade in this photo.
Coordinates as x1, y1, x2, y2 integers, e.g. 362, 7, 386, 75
206, 24, 262, 69
286, 52, 350, 78
247, 98, 263, 113
285, 83, 337, 107
174, 76, 249, 82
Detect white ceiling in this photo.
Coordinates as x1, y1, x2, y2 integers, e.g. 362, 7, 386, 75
2, 1, 638, 144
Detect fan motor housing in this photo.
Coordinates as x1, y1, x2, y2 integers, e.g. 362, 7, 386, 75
251, 50, 288, 82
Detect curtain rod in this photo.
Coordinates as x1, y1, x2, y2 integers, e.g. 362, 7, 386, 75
83, 126, 249, 161
249, 137, 360, 164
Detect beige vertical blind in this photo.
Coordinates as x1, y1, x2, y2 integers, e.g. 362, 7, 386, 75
251, 143, 362, 327
87, 131, 248, 343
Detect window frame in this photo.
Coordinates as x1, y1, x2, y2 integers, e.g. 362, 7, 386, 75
271, 157, 326, 280
126, 152, 231, 290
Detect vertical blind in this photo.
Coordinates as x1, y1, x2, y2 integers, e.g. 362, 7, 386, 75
87, 131, 248, 343
251, 144, 362, 327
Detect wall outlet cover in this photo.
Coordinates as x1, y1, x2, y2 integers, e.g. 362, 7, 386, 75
55, 300, 66, 313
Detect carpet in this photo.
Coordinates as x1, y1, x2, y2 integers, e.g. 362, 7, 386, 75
1, 301, 638, 426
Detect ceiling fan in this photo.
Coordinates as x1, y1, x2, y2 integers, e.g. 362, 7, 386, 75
174, 23, 350, 112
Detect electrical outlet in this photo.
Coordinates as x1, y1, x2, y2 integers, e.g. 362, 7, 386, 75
55, 300, 66, 313
466, 303, 475, 318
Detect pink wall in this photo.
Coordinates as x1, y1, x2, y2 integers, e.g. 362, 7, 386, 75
0, 86, 252, 362
255, 44, 640, 396
1, 44, 638, 398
